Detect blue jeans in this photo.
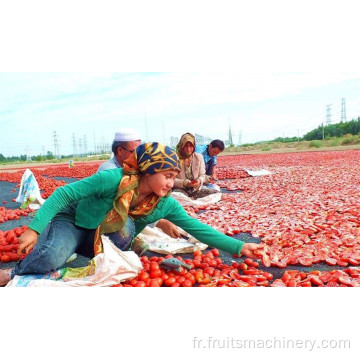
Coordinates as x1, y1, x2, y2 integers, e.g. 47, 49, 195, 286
205, 158, 215, 176
13, 204, 135, 277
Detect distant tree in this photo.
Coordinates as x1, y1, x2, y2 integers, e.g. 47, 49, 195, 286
32, 155, 46, 161
46, 151, 55, 160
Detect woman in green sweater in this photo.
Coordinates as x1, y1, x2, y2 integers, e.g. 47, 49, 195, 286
0, 143, 263, 285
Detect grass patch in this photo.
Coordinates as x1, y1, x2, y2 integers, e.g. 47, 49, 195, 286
341, 137, 354, 145
309, 140, 323, 148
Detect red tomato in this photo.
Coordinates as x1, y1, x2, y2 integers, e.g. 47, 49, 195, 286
129, 278, 139, 286
325, 258, 337, 266
299, 257, 313, 267
182, 279, 193, 287
149, 256, 160, 262
208, 260, 217, 267
203, 267, 215, 276
149, 269, 162, 278
149, 262, 160, 271
193, 249, 202, 257
0, 254, 10, 262
176, 276, 186, 285
149, 279, 161, 287
164, 277, 176, 287
138, 271, 150, 282
239, 263, 248, 271
244, 258, 259, 268
211, 249, 220, 257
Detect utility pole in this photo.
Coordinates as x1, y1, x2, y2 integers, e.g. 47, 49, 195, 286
322, 122, 325, 140
101, 136, 105, 153
297, 129, 300, 142
72, 133, 77, 157
228, 125, 233, 146
83, 135, 88, 156
53, 131, 60, 158
238, 131, 242, 146
341, 98, 347, 122
25, 146, 31, 161
326, 104, 332, 125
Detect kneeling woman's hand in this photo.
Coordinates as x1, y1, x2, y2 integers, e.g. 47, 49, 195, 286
188, 179, 201, 189
17, 228, 39, 255
240, 243, 264, 259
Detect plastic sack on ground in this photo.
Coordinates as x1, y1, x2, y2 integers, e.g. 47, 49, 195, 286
6, 235, 143, 287
171, 191, 221, 207
136, 226, 208, 255
15, 169, 45, 210
244, 168, 272, 177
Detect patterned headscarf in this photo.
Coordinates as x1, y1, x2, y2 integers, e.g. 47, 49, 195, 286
176, 132, 196, 160
94, 143, 180, 254
124, 142, 181, 175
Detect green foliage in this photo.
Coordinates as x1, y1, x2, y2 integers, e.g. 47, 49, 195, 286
274, 136, 298, 143
340, 135, 354, 145
309, 140, 322, 148
303, 117, 360, 141
330, 139, 340, 146
261, 146, 271, 151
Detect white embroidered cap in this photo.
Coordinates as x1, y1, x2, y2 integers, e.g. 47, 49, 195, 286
114, 128, 141, 142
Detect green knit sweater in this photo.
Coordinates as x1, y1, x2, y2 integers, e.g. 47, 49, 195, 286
29, 168, 244, 256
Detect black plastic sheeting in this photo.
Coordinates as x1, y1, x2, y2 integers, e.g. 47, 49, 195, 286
0, 176, 353, 279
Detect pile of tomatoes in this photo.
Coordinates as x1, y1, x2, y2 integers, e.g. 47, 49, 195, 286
114, 249, 274, 287
188, 150, 360, 269
38, 163, 101, 180
0, 207, 33, 223
0, 226, 28, 262
216, 168, 250, 180
272, 267, 360, 287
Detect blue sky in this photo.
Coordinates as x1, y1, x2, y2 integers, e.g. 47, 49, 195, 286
0, 72, 359, 157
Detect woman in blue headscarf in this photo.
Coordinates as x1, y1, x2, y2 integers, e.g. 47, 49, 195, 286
0, 143, 263, 285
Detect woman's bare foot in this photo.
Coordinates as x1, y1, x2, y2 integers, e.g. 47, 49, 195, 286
0, 269, 12, 286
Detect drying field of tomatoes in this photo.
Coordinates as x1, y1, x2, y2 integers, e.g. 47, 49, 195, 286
1, 149, 360, 287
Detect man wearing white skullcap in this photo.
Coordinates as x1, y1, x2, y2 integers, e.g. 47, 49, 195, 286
97, 128, 182, 240
97, 128, 142, 172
